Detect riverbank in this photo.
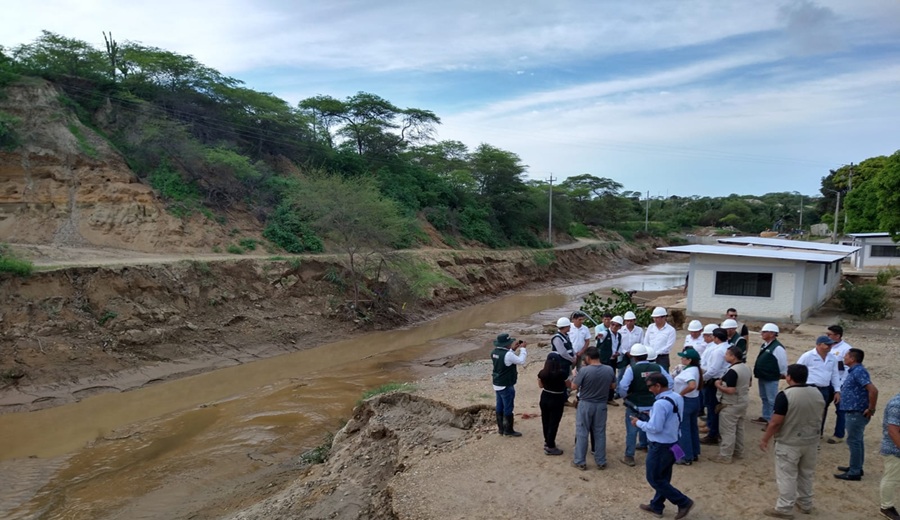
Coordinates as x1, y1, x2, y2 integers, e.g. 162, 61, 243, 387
0, 238, 666, 413
231, 281, 900, 520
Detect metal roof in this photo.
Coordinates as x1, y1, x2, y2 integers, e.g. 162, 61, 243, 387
658, 244, 851, 264
848, 232, 892, 238
717, 236, 859, 254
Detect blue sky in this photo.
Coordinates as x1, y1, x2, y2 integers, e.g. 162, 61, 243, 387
4, 0, 900, 197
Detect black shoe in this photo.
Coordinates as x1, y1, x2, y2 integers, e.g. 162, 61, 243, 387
699, 436, 720, 445
496, 412, 505, 435
639, 504, 663, 518
675, 500, 695, 520
881, 506, 900, 520
544, 447, 564, 456
503, 415, 522, 437
836, 466, 864, 476
636, 445, 648, 452
834, 472, 861, 481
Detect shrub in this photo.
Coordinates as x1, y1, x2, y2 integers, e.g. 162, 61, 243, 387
263, 205, 324, 253
532, 251, 555, 268
226, 244, 244, 255
0, 244, 33, 277
238, 238, 257, 251
299, 433, 334, 465
581, 288, 653, 327
568, 222, 592, 238
0, 111, 21, 150
360, 382, 414, 402
876, 267, 900, 286
98, 310, 117, 326
837, 281, 892, 319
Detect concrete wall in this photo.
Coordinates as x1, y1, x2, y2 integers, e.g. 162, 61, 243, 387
687, 254, 799, 322
854, 237, 900, 268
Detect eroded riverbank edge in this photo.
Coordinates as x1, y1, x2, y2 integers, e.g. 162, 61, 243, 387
0, 239, 669, 412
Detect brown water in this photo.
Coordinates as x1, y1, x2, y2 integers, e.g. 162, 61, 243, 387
0, 263, 688, 519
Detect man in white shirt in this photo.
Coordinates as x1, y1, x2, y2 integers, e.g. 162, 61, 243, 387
796, 336, 842, 437
683, 320, 706, 355
825, 325, 853, 444
643, 306, 677, 371
619, 311, 644, 378
569, 311, 592, 369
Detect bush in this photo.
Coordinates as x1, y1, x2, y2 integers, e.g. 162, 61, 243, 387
238, 238, 257, 251
532, 251, 556, 268
837, 281, 892, 319
568, 222, 593, 238
0, 111, 21, 150
581, 288, 653, 327
876, 267, 900, 286
226, 244, 244, 255
263, 205, 324, 253
360, 382, 413, 402
0, 244, 33, 276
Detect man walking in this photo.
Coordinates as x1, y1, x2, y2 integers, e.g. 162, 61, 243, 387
826, 325, 853, 445
618, 344, 662, 466
880, 390, 900, 520
632, 373, 695, 519
759, 364, 826, 518
797, 336, 842, 436
571, 347, 616, 470
752, 323, 788, 427
644, 307, 676, 370
710, 345, 751, 464
835, 348, 878, 481
491, 333, 527, 437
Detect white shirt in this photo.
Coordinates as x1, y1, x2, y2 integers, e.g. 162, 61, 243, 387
796, 348, 842, 389
830, 340, 853, 386
568, 324, 592, 355
619, 325, 644, 355
491, 348, 528, 390
701, 341, 729, 380
683, 333, 706, 356
643, 323, 677, 355
674, 365, 701, 398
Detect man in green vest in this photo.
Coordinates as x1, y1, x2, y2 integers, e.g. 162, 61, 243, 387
491, 333, 528, 437
759, 364, 826, 518
752, 323, 788, 427
617, 343, 662, 466
722, 318, 747, 363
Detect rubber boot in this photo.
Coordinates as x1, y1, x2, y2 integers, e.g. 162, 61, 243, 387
496, 412, 505, 435
504, 415, 522, 437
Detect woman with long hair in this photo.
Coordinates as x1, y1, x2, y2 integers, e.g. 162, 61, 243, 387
538, 352, 569, 455
675, 348, 703, 464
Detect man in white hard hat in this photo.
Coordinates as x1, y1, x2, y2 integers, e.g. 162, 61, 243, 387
683, 320, 706, 356
698, 323, 719, 420
752, 323, 788, 427
725, 308, 749, 343
700, 328, 731, 445
552, 317, 576, 401
644, 307, 677, 371
722, 318, 748, 363
599, 315, 624, 406
619, 310, 644, 379
618, 343, 663, 466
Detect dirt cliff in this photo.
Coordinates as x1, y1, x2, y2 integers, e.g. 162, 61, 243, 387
0, 79, 231, 251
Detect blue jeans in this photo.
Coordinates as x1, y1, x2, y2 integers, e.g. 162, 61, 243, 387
833, 408, 846, 438
703, 384, 720, 437
758, 379, 779, 421
845, 411, 870, 476
646, 442, 692, 513
625, 407, 650, 457
678, 396, 701, 461
495, 386, 515, 415
575, 401, 608, 466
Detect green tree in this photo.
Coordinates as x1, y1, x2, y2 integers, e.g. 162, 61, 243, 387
870, 151, 900, 240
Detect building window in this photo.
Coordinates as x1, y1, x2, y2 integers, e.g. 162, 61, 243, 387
715, 271, 773, 297
871, 245, 900, 257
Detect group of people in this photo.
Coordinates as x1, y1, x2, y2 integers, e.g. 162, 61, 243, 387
489, 306, 900, 520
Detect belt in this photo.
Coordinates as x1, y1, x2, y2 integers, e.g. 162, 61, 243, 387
648, 441, 675, 447
542, 389, 565, 395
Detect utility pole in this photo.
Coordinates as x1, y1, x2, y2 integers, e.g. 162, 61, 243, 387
798, 194, 803, 232
832, 189, 841, 244
644, 190, 650, 232
843, 163, 854, 231
548, 174, 555, 245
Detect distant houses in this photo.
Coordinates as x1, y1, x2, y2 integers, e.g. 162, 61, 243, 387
659, 237, 859, 324
848, 232, 900, 269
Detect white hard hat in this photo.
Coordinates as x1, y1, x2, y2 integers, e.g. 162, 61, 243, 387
702, 324, 718, 335
651, 307, 668, 318
557, 317, 572, 328
761, 323, 780, 333
721, 319, 738, 329
646, 346, 658, 361
611, 315, 624, 326
623, 311, 637, 321
687, 320, 703, 332
630, 344, 648, 357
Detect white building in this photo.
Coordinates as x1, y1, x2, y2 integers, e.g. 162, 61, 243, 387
848, 233, 900, 269
659, 238, 859, 323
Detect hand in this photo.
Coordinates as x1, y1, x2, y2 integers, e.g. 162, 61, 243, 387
833, 392, 840, 405
759, 438, 769, 452
864, 408, 874, 419
630, 416, 639, 427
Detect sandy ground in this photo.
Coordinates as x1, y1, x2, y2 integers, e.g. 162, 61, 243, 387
226, 274, 899, 519
398, 299, 899, 519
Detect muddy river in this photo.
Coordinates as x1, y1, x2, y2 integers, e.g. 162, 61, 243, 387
0, 263, 686, 519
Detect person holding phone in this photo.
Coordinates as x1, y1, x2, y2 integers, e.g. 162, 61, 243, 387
491, 333, 528, 437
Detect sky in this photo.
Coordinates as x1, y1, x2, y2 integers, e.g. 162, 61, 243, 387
4, 0, 900, 197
